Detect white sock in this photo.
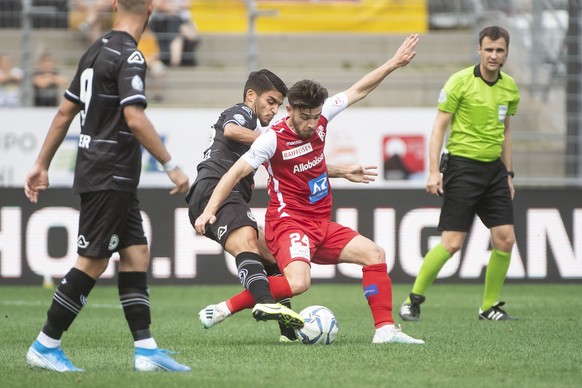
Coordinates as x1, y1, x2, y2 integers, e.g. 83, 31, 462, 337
218, 301, 232, 316
134, 338, 157, 349
37, 331, 61, 348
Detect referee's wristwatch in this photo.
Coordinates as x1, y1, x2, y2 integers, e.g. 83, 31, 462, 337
507, 170, 515, 178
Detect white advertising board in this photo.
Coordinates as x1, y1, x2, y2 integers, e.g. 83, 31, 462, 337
0, 107, 434, 189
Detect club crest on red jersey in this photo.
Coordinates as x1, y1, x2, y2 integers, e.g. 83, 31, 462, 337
316, 125, 325, 142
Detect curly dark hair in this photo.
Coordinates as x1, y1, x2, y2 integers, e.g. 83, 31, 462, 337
287, 80, 329, 110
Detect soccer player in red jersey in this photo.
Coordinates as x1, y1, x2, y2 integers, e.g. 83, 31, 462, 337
195, 34, 425, 344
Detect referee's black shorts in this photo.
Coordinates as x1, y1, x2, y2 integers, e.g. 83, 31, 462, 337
439, 155, 513, 232
77, 190, 147, 258
187, 178, 258, 248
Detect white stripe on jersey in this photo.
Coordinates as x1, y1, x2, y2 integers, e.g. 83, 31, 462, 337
113, 175, 134, 181
266, 161, 286, 214
65, 89, 80, 102
104, 46, 121, 55
94, 139, 117, 144
120, 94, 146, 105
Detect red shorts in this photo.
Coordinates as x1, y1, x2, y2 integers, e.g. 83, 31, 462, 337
265, 217, 359, 270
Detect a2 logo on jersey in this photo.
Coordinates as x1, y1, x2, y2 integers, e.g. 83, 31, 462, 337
308, 172, 329, 204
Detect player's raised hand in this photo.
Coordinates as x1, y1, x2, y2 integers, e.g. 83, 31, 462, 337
343, 164, 378, 184
166, 167, 190, 195
24, 165, 49, 203
392, 34, 419, 68
194, 212, 216, 235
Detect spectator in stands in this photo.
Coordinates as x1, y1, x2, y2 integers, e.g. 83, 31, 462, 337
138, 27, 166, 102
33, 52, 69, 107
149, 0, 199, 66
71, 0, 113, 42
0, 1, 21, 28
0, 53, 23, 108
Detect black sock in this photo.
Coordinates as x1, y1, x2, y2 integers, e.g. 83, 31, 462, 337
262, 264, 295, 336
118, 272, 151, 341
235, 252, 274, 304
42, 268, 95, 339
278, 297, 297, 340
264, 263, 282, 276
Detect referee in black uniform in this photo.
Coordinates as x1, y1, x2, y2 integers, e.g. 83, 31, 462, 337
25, 0, 190, 372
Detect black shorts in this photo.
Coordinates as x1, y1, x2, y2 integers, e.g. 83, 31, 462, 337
439, 156, 513, 232
77, 191, 147, 258
187, 178, 258, 248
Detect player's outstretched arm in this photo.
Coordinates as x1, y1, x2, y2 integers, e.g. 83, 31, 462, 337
24, 99, 80, 203
328, 164, 378, 184
344, 34, 419, 107
123, 104, 189, 194
194, 157, 255, 234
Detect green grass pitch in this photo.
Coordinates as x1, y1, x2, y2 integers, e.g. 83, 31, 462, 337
1, 283, 581, 387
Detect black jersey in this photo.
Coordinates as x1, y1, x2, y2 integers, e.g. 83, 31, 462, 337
194, 103, 259, 202
65, 31, 148, 194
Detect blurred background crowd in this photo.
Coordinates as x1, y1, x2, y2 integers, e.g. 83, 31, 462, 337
0, 0, 580, 186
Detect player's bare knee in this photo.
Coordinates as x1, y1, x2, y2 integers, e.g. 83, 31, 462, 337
286, 276, 310, 295
361, 244, 385, 266
225, 233, 260, 256
495, 238, 515, 253
503, 237, 515, 251
491, 230, 515, 252
443, 241, 462, 255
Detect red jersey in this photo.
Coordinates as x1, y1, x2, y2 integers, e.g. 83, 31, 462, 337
242, 92, 349, 221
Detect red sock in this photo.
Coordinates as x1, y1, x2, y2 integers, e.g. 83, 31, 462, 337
267, 275, 293, 300
226, 276, 294, 314
362, 263, 394, 328
225, 289, 254, 314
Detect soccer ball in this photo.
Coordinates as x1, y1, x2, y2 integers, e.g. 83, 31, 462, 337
294, 305, 339, 345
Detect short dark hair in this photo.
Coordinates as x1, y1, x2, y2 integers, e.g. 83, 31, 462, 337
479, 26, 510, 47
243, 69, 287, 100
118, 0, 150, 14
287, 80, 329, 109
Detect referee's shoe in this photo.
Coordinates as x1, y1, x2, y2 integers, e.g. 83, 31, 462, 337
399, 293, 425, 322
478, 301, 518, 321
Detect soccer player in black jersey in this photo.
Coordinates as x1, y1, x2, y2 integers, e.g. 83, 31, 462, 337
188, 69, 379, 341
24, 0, 190, 372
187, 69, 306, 337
